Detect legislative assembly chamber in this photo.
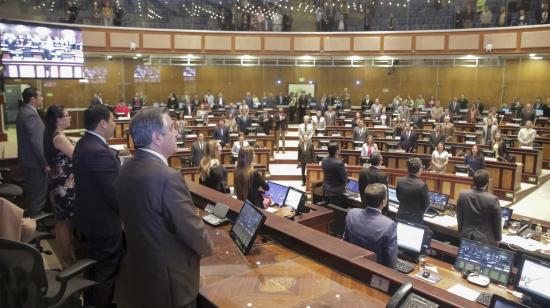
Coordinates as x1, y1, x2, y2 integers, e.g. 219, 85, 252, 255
2, 0, 550, 307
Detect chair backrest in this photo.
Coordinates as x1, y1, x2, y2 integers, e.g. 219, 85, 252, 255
0, 238, 48, 308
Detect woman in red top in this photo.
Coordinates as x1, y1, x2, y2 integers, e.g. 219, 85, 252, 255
114, 100, 129, 117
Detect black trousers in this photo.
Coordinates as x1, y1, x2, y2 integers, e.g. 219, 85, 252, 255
85, 232, 124, 308
324, 194, 344, 207
22, 167, 47, 217
300, 163, 307, 185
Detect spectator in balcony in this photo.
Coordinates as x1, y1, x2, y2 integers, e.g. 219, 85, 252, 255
480, 6, 493, 27
518, 9, 527, 25
65, 1, 79, 23
283, 9, 293, 31
255, 9, 265, 31
316, 7, 325, 31
463, 3, 474, 28
336, 13, 347, 31
326, 4, 335, 30
102, 0, 114, 27
241, 12, 251, 31
363, 7, 371, 31
387, 13, 396, 31
538, 3, 549, 24
455, 6, 464, 28
273, 8, 283, 31
113, 5, 123, 27
498, 6, 508, 27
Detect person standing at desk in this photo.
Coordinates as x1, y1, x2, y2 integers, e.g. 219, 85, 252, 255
344, 183, 397, 268
200, 140, 229, 193
212, 119, 230, 148
493, 132, 508, 161
521, 103, 536, 125
353, 120, 368, 143
464, 145, 485, 176
311, 110, 326, 130
396, 158, 429, 225
400, 123, 418, 153
518, 120, 537, 147
322, 142, 347, 207
232, 133, 250, 157
428, 123, 445, 154
457, 170, 502, 246
298, 115, 314, 142
298, 135, 315, 186
274, 107, 288, 153
325, 106, 337, 127
431, 142, 449, 173
191, 133, 206, 167
72, 104, 121, 308
236, 107, 252, 134
235, 146, 269, 208
482, 117, 498, 146
358, 152, 387, 204
442, 116, 455, 143
114, 108, 213, 308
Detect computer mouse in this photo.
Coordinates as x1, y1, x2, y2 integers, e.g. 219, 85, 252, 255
422, 271, 431, 278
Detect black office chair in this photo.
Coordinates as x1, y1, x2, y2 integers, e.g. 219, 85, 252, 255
0, 238, 97, 308
317, 201, 349, 238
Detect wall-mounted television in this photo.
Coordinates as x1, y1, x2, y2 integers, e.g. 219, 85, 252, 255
1, 20, 84, 79
134, 65, 160, 83
183, 67, 196, 78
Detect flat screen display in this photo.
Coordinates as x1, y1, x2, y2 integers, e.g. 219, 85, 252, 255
134, 65, 160, 83
1, 20, 84, 79
284, 187, 304, 211
388, 187, 399, 205
428, 191, 449, 211
515, 256, 550, 304
183, 66, 196, 78
501, 207, 513, 229
230, 200, 266, 255
454, 239, 514, 285
346, 178, 360, 194
265, 181, 288, 206
397, 221, 425, 256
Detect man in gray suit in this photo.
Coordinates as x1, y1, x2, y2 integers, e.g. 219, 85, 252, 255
481, 117, 498, 145
115, 107, 213, 308
352, 120, 368, 143
324, 106, 337, 127
191, 133, 206, 167
16, 87, 49, 216
344, 183, 397, 268
457, 170, 501, 246
298, 115, 314, 142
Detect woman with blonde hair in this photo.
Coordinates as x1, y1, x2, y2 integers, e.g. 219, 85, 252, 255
234, 146, 269, 208
199, 140, 229, 193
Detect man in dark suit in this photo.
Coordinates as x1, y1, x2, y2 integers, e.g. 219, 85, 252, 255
428, 123, 445, 153
358, 152, 387, 204
191, 133, 206, 167
91, 92, 104, 105
275, 92, 287, 106
213, 92, 225, 110
321, 142, 347, 207
73, 105, 121, 308
458, 93, 469, 110
457, 170, 502, 246
298, 135, 315, 186
352, 120, 368, 143
410, 108, 423, 129
258, 110, 273, 135
213, 119, 230, 148
114, 108, 214, 308
236, 108, 252, 134
481, 117, 498, 146
521, 103, 536, 125
244, 91, 254, 109
183, 101, 194, 116
396, 158, 429, 225
448, 96, 461, 115
361, 94, 372, 111
16, 87, 48, 217
344, 183, 397, 268
400, 123, 418, 153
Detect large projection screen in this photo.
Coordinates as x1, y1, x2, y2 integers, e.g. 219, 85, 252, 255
288, 83, 315, 97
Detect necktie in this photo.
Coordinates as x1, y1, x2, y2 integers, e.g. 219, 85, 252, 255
408, 131, 410, 139
200, 142, 203, 150
240, 142, 243, 148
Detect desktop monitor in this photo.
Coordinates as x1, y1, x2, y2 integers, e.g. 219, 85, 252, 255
230, 200, 266, 255
489, 294, 529, 308
454, 239, 514, 285
388, 187, 399, 206
346, 178, 360, 194
514, 255, 550, 306
396, 220, 432, 260
283, 186, 306, 212
501, 207, 513, 229
483, 149, 495, 158
454, 164, 469, 174
428, 191, 449, 212
265, 181, 289, 206
535, 109, 543, 117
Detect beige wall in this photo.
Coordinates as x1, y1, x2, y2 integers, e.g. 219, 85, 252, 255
6, 58, 550, 109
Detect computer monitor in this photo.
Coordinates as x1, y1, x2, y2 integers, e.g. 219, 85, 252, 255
454, 239, 514, 285
346, 178, 360, 194
396, 220, 432, 260
501, 207, 513, 229
454, 164, 469, 174
428, 191, 449, 212
514, 255, 550, 306
388, 187, 399, 206
535, 109, 543, 117
283, 186, 305, 212
230, 200, 266, 255
265, 181, 289, 206
489, 294, 529, 308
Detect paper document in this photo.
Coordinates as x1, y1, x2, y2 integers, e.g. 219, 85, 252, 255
447, 284, 480, 301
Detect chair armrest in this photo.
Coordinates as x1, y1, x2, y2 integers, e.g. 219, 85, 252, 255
32, 212, 53, 222
56, 259, 97, 282
27, 231, 55, 244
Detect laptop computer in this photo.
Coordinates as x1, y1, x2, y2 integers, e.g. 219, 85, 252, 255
396, 220, 433, 273
343, 178, 360, 198
388, 187, 399, 209
202, 202, 230, 226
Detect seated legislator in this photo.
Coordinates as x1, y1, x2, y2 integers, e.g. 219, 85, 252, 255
344, 183, 397, 269
352, 120, 369, 143
235, 146, 269, 208
400, 122, 418, 153
231, 133, 250, 157
212, 119, 230, 148
428, 123, 445, 154
517, 120, 537, 147
430, 142, 449, 173
199, 140, 229, 193
457, 170, 502, 246
396, 158, 429, 225
464, 144, 485, 176
321, 142, 347, 207
358, 152, 388, 204
361, 135, 378, 158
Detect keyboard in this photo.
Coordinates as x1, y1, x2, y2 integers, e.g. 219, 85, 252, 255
396, 259, 416, 274
476, 292, 493, 307
203, 214, 227, 226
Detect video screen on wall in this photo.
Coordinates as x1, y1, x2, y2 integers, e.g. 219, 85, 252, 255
134, 65, 160, 83
183, 67, 196, 78
1, 20, 84, 79
83, 66, 108, 84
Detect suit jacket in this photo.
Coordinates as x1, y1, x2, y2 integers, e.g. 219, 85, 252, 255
298, 141, 315, 164
397, 105, 410, 121
214, 97, 225, 109
325, 112, 337, 126
361, 98, 372, 111
344, 207, 397, 268
358, 166, 387, 204
370, 104, 382, 119
428, 131, 446, 152
312, 116, 326, 130
274, 114, 288, 130
90, 97, 104, 105
16, 104, 47, 169
396, 175, 429, 225
232, 140, 250, 156
298, 123, 314, 140
275, 95, 287, 106
442, 122, 455, 142
448, 101, 461, 114
521, 110, 536, 125
458, 98, 469, 110
518, 128, 537, 146
213, 127, 230, 147
114, 150, 214, 308
236, 116, 252, 133
352, 127, 368, 143
321, 156, 347, 197
183, 103, 194, 116
191, 141, 206, 166
457, 188, 501, 246
73, 132, 121, 236
411, 115, 423, 129
400, 130, 418, 153
482, 124, 498, 145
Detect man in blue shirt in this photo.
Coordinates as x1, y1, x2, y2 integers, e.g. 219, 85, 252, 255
343, 183, 397, 268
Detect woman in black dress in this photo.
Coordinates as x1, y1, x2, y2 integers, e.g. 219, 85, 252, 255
199, 140, 229, 193
464, 144, 485, 176
235, 146, 269, 208
44, 105, 75, 268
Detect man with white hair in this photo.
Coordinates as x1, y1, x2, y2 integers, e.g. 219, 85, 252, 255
298, 115, 314, 142
518, 121, 537, 147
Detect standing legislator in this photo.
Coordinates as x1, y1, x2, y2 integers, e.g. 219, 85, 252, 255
114, 108, 213, 308
457, 170, 502, 246
358, 152, 387, 204
396, 158, 429, 225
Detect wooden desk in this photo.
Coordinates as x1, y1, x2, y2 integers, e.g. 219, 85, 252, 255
169, 148, 271, 170
179, 165, 267, 188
